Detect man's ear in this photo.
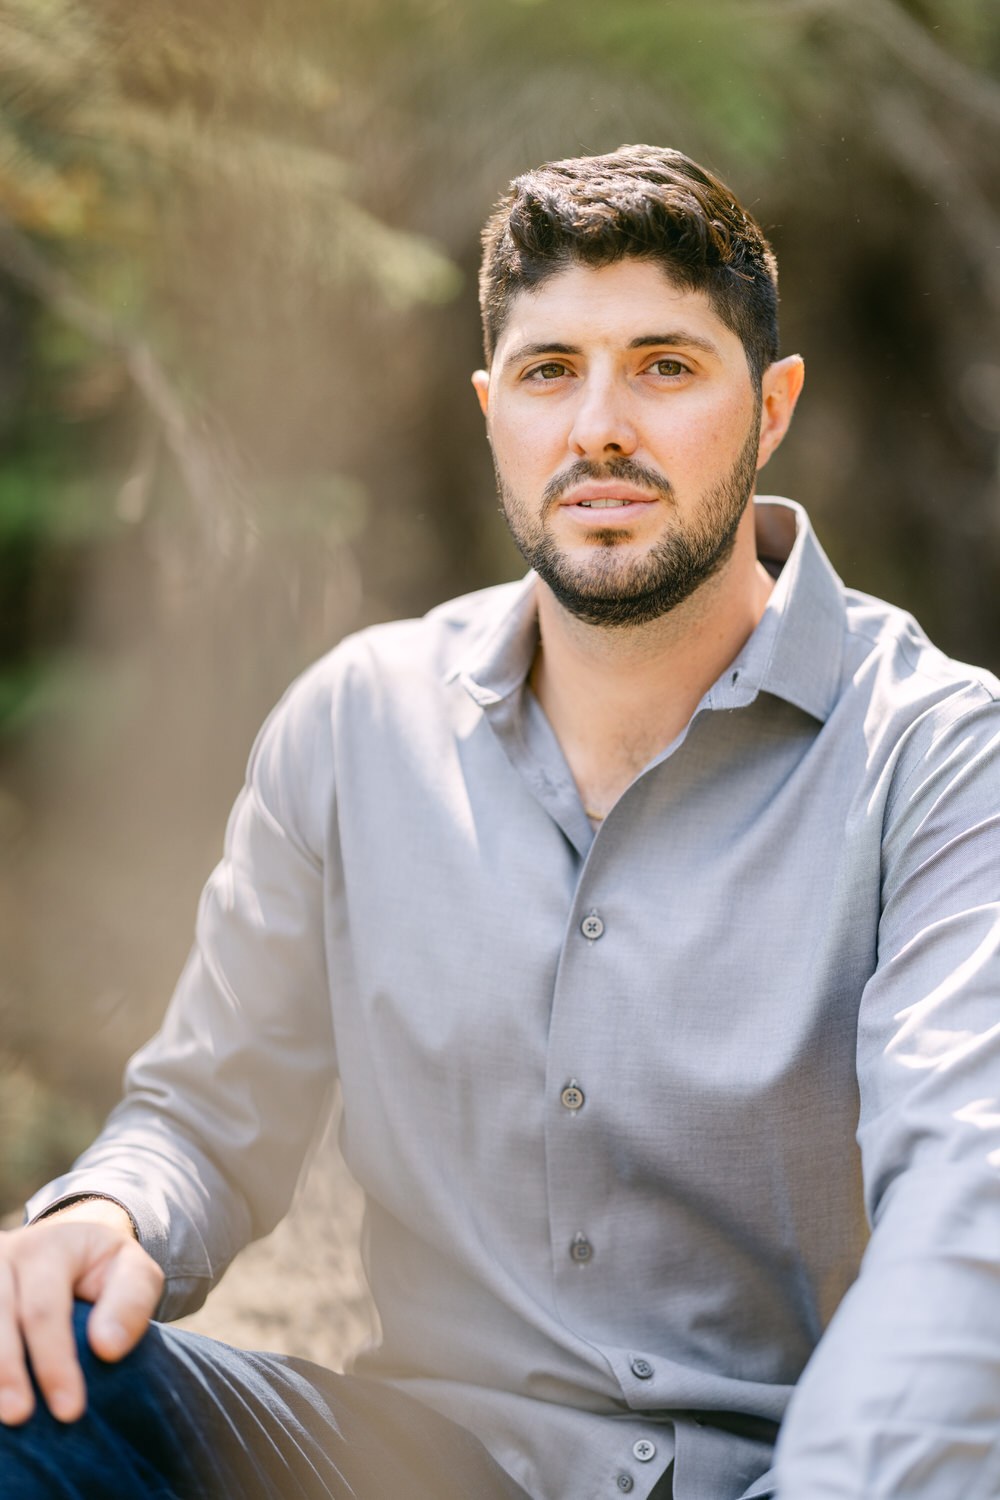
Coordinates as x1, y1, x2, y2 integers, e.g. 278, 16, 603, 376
471, 369, 490, 417
757, 355, 805, 470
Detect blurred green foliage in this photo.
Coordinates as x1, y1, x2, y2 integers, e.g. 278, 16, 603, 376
0, 0, 467, 741
0, 1049, 98, 1215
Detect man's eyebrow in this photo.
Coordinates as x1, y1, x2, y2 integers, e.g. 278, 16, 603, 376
628, 332, 722, 357
500, 341, 580, 367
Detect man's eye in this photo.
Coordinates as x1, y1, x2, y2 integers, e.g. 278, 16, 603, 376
530, 363, 567, 380
651, 359, 686, 377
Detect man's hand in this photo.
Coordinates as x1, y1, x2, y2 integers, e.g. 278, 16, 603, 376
0, 1198, 164, 1426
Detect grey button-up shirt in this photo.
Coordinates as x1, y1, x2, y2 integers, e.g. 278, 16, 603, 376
30, 498, 1000, 1500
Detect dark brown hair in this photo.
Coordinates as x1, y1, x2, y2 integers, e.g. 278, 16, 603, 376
479, 144, 779, 385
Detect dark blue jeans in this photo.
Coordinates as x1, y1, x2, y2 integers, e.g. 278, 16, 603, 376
1, 1302, 534, 1499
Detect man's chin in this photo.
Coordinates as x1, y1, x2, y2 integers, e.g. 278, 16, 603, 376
529, 527, 742, 628
540, 538, 655, 589
537, 546, 665, 600
536, 567, 684, 628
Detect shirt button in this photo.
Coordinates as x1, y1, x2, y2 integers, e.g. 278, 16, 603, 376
632, 1439, 656, 1463
630, 1357, 654, 1380
580, 912, 605, 940
616, 1477, 633, 1494
569, 1233, 593, 1263
561, 1084, 585, 1110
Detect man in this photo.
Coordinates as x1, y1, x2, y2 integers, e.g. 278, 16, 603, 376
2, 145, 999, 1500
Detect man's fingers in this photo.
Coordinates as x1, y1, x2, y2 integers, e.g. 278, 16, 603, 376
0, 1214, 160, 1427
13, 1248, 85, 1423
82, 1237, 163, 1362
0, 1257, 35, 1425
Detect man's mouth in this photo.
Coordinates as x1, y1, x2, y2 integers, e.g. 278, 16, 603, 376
556, 479, 661, 512
557, 487, 659, 527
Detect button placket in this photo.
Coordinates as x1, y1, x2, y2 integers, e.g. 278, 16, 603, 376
546, 885, 614, 1321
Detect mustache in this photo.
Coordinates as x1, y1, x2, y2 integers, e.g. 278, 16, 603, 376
541, 457, 675, 508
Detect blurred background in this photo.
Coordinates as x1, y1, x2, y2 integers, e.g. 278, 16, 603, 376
1, 0, 999, 1215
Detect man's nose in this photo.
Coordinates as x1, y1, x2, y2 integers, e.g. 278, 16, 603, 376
567, 376, 639, 458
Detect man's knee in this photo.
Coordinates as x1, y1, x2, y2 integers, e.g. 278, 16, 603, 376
0, 1302, 191, 1500
69, 1297, 165, 1405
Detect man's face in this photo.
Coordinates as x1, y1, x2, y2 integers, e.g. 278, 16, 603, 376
473, 259, 769, 628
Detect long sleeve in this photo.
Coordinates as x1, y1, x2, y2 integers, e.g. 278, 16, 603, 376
774, 700, 1000, 1497
26, 663, 339, 1322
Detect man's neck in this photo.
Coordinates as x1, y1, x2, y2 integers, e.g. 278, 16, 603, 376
530, 524, 775, 822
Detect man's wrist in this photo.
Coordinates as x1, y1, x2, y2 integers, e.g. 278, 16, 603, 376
31, 1195, 139, 1240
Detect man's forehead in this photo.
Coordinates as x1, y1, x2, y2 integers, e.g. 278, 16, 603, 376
492, 259, 736, 364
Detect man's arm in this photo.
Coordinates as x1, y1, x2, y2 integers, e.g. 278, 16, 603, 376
26, 657, 339, 1317
0, 1198, 162, 1424
774, 696, 1000, 1496
4, 655, 341, 1422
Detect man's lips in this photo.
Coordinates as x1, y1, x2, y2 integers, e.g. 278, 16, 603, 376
558, 481, 658, 507
555, 481, 659, 523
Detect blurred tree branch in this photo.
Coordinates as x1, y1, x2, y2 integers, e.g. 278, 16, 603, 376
0, 0, 460, 572
0, 207, 243, 558
871, 88, 1000, 315
727, 0, 1000, 130
860, 0, 1000, 131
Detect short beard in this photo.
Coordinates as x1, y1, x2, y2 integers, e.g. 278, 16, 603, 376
498, 417, 761, 629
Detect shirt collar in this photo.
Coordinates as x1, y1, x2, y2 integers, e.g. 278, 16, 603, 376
450, 572, 540, 708
453, 497, 845, 726
748, 496, 845, 724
